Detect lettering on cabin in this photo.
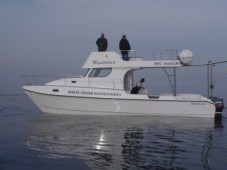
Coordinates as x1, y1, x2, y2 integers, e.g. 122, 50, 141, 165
92, 60, 116, 65
68, 90, 121, 97
154, 61, 180, 66
154, 62, 162, 66
164, 61, 180, 66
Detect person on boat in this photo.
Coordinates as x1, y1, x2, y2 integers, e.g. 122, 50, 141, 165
96, 33, 108, 52
119, 35, 131, 61
131, 78, 145, 94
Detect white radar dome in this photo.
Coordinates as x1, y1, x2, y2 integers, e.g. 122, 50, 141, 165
178, 50, 193, 65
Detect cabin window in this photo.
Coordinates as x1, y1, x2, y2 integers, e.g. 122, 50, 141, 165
89, 68, 112, 77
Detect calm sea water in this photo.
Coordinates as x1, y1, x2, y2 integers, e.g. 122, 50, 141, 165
0, 94, 227, 170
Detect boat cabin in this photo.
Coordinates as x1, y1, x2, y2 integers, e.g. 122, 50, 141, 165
82, 51, 182, 92
46, 50, 191, 95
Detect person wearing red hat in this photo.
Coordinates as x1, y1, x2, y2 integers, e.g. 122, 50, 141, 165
96, 33, 108, 52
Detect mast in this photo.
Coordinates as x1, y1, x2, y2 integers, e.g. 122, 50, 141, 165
207, 61, 213, 98
207, 60, 227, 98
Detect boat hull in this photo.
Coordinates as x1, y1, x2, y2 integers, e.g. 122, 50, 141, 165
23, 87, 215, 118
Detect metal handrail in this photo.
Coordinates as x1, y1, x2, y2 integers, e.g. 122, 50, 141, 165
117, 49, 178, 60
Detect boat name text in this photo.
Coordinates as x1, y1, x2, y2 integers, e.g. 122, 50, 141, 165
92, 60, 116, 65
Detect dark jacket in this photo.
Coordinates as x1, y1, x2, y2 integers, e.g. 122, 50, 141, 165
96, 37, 108, 51
130, 86, 140, 94
119, 38, 131, 53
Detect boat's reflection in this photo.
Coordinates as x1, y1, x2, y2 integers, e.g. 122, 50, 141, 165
26, 113, 223, 169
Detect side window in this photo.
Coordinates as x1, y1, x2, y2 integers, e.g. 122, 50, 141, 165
89, 68, 112, 77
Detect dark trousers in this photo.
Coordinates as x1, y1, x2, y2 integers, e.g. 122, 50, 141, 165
121, 52, 129, 61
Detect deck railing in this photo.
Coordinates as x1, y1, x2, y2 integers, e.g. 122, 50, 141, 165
118, 49, 178, 61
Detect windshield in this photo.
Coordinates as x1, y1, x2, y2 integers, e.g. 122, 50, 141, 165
88, 68, 112, 77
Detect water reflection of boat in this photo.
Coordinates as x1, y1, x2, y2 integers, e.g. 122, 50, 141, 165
23, 50, 216, 118
26, 114, 222, 169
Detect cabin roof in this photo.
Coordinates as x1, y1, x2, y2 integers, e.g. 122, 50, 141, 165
83, 51, 182, 69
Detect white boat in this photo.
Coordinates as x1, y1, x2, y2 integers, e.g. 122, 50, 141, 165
23, 50, 216, 118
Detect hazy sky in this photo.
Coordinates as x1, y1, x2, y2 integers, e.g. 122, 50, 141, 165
1, 0, 227, 97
